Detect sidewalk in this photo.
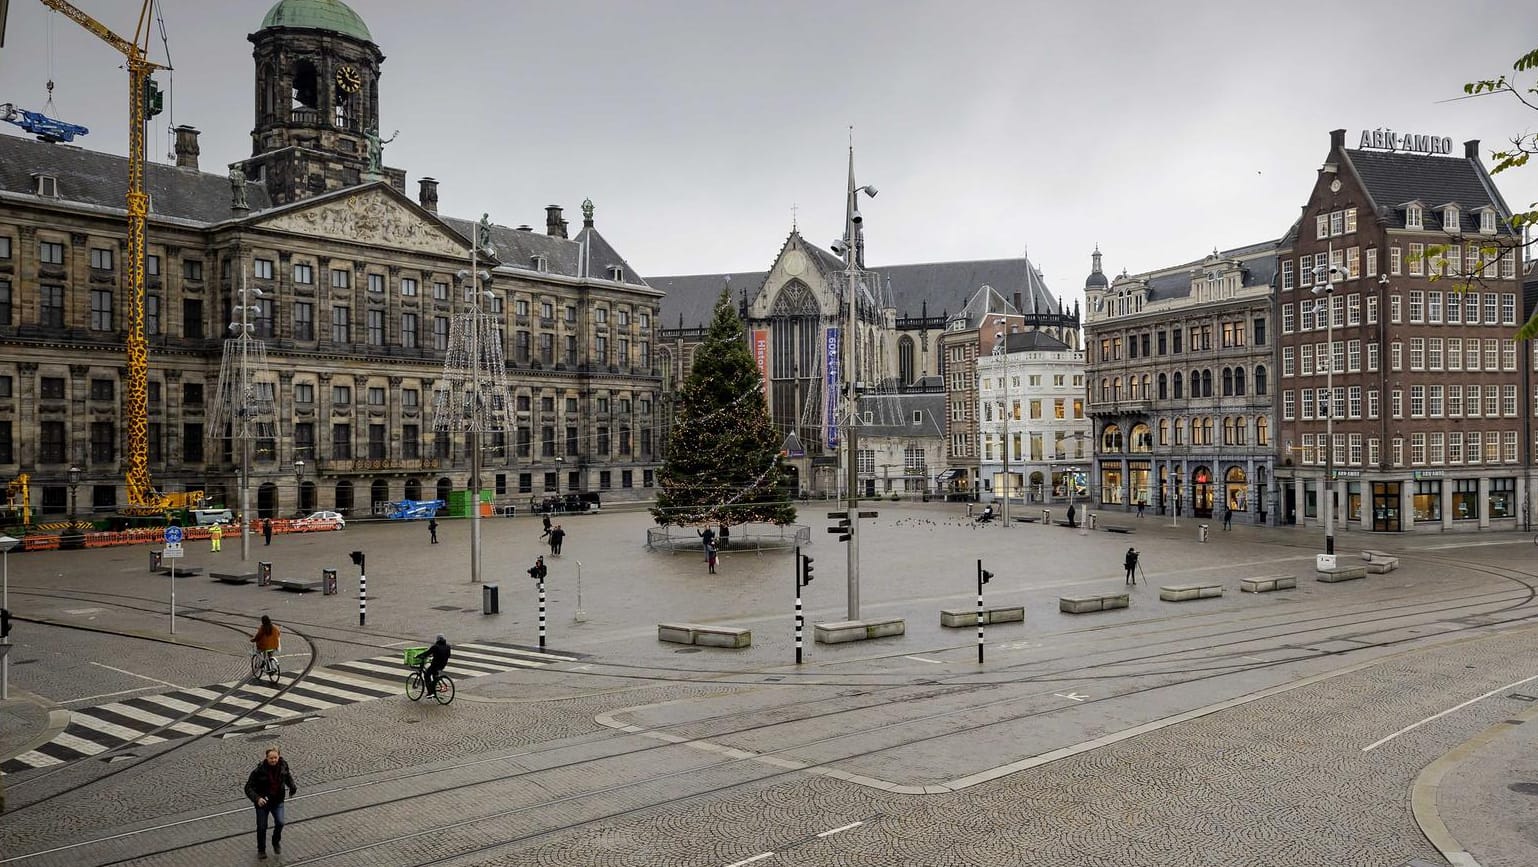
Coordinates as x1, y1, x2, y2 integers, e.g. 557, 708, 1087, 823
1417, 697, 1538, 867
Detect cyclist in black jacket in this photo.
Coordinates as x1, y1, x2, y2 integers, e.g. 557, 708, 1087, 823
419, 634, 451, 694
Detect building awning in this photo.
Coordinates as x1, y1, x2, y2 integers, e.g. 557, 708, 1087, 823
935, 468, 965, 482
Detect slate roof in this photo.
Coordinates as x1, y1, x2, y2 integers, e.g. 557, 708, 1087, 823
654, 245, 1062, 330
1001, 330, 1072, 353
1344, 148, 1517, 235
1117, 239, 1279, 303
856, 392, 946, 437
0, 133, 273, 223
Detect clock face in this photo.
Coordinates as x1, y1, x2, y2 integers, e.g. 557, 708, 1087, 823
336, 65, 363, 94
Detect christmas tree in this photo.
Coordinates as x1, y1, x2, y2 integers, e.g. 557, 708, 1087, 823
652, 290, 796, 528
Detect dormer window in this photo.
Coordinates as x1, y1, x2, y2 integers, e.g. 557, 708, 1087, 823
32, 174, 58, 197
531, 255, 548, 273
606, 266, 623, 281
1405, 204, 1423, 230
1480, 209, 1498, 234
1441, 206, 1458, 232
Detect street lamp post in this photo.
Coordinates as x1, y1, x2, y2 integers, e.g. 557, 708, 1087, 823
67, 465, 81, 528
993, 323, 1011, 527
1312, 262, 1341, 556
1, 533, 20, 700
294, 460, 306, 517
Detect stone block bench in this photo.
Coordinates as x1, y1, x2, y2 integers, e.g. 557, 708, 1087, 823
211, 572, 256, 585
274, 579, 323, 593
1059, 593, 1130, 614
940, 606, 1025, 627
1361, 549, 1394, 562
1364, 557, 1400, 574
814, 617, 906, 644
1159, 583, 1223, 602
1012, 516, 1039, 524
154, 566, 202, 577
1316, 566, 1368, 583
1240, 575, 1298, 593
1103, 525, 1135, 534
658, 623, 751, 648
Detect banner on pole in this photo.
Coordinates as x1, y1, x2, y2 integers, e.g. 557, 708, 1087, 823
752, 329, 770, 404
824, 327, 840, 449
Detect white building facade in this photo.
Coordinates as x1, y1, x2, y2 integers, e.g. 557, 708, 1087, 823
975, 331, 1091, 505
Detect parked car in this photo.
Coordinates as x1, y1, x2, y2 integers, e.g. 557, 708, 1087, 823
297, 510, 346, 530
189, 508, 234, 525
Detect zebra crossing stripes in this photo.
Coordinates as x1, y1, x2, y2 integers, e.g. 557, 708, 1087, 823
1, 641, 575, 774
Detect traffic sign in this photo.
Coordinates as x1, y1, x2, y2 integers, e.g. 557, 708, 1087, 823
163, 542, 184, 559
858, 511, 879, 519
163, 526, 184, 544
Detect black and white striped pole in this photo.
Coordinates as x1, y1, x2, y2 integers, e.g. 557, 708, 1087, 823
976, 559, 993, 664
538, 575, 547, 649
795, 547, 814, 665
350, 550, 366, 627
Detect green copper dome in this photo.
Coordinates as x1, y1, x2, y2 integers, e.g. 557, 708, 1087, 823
260, 0, 372, 42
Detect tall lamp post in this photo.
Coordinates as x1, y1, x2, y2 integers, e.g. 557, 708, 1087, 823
293, 460, 306, 517
992, 321, 1011, 527
2, 533, 20, 700
67, 465, 81, 528
1311, 262, 1342, 555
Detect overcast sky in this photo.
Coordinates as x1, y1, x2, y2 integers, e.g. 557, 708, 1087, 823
2, 0, 1535, 313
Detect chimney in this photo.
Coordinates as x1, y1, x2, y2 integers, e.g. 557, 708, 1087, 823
173, 125, 200, 170
418, 177, 439, 213
1464, 139, 1481, 159
1329, 128, 1346, 151
545, 205, 568, 239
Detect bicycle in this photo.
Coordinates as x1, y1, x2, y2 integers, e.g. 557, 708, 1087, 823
250, 646, 281, 685
406, 663, 455, 705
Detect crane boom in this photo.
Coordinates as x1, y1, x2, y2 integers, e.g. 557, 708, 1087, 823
38, 1, 193, 516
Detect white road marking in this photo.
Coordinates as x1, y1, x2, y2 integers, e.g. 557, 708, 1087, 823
816, 820, 864, 837
724, 854, 774, 867
1243, 656, 1268, 662
903, 655, 943, 664
88, 662, 180, 690
1363, 672, 1538, 752
63, 687, 158, 705
1053, 692, 1087, 702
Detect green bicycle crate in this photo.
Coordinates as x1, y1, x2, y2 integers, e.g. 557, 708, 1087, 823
403, 646, 429, 667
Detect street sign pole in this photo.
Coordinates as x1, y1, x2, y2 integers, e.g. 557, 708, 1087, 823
163, 527, 184, 634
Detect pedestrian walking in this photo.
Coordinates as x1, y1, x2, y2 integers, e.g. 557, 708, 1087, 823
1223, 506, 1234, 531
262, 518, 273, 546
1124, 547, 1140, 586
210, 522, 223, 552
549, 524, 565, 555
243, 746, 297, 859
705, 540, 718, 574
428, 517, 438, 544
1067, 503, 1077, 528
1136, 500, 1145, 518
540, 515, 552, 542
527, 555, 547, 583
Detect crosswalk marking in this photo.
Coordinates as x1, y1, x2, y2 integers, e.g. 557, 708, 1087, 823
2, 641, 574, 774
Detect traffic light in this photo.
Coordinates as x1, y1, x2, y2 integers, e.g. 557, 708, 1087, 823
980, 569, 994, 586
1, 607, 11, 639
143, 78, 164, 119
349, 550, 365, 568
800, 555, 814, 585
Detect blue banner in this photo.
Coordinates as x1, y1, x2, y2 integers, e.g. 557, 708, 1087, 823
825, 327, 840, 449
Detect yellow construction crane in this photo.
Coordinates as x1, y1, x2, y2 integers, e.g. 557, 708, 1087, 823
41, 1, 200, 516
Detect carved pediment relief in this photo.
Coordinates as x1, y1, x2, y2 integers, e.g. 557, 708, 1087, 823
255, 189, 467, 258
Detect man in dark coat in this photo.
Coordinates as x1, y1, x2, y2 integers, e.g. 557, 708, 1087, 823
541, 514, 553, 541
262, 518, 273, 546
549, 524, 565, 555
428, 517, 439, 544
417, 633, 452, 695
1124, 547, 1140, 586
1067, 503, 1077, 528
243, 747, 298, 859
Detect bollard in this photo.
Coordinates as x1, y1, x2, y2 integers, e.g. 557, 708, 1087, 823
258, 561, 272, 587
1199, 524, 1209, 543
150, 549, 163, 572
1042, 509, 1050, 524
483, 582, 499, 614
1088, 513, 1097, 530
322, 567, 338, 595
537, 578, 546, 649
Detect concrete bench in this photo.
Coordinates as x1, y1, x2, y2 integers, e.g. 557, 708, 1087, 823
814, 617, 906, 644
1159, 583, 1223, 602
657, 623, 751, 648
1240, 575, 1298, 593
211, 572, 256, 585
1316, 566, 1368, 583
1361, 549, 1394, 563
940, 606, 1025, 628
1059, 593, 1130, 614
1012, 516, 1039, 524
1103, 525, 1135, 534
274, 579, 323, 593
1364, 557, 1400, 574
154, 566, 203, 577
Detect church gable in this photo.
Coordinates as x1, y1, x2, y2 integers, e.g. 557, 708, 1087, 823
749, 233, 838, 319
250, 186, 468, 258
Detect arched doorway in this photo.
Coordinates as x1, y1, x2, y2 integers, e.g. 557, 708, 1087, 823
370, 479, 390, 516
257, 482, 278, 518
405, 478, 422, 501
1029, 471, 1045, 502
299, 481, 317, 514
1191, 466, 1214, 518
335, 480, 354, 515
1225, 466, 1248, 516
436, 477, 453, 505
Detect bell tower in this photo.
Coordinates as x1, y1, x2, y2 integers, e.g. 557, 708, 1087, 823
247, 0, 397, 205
